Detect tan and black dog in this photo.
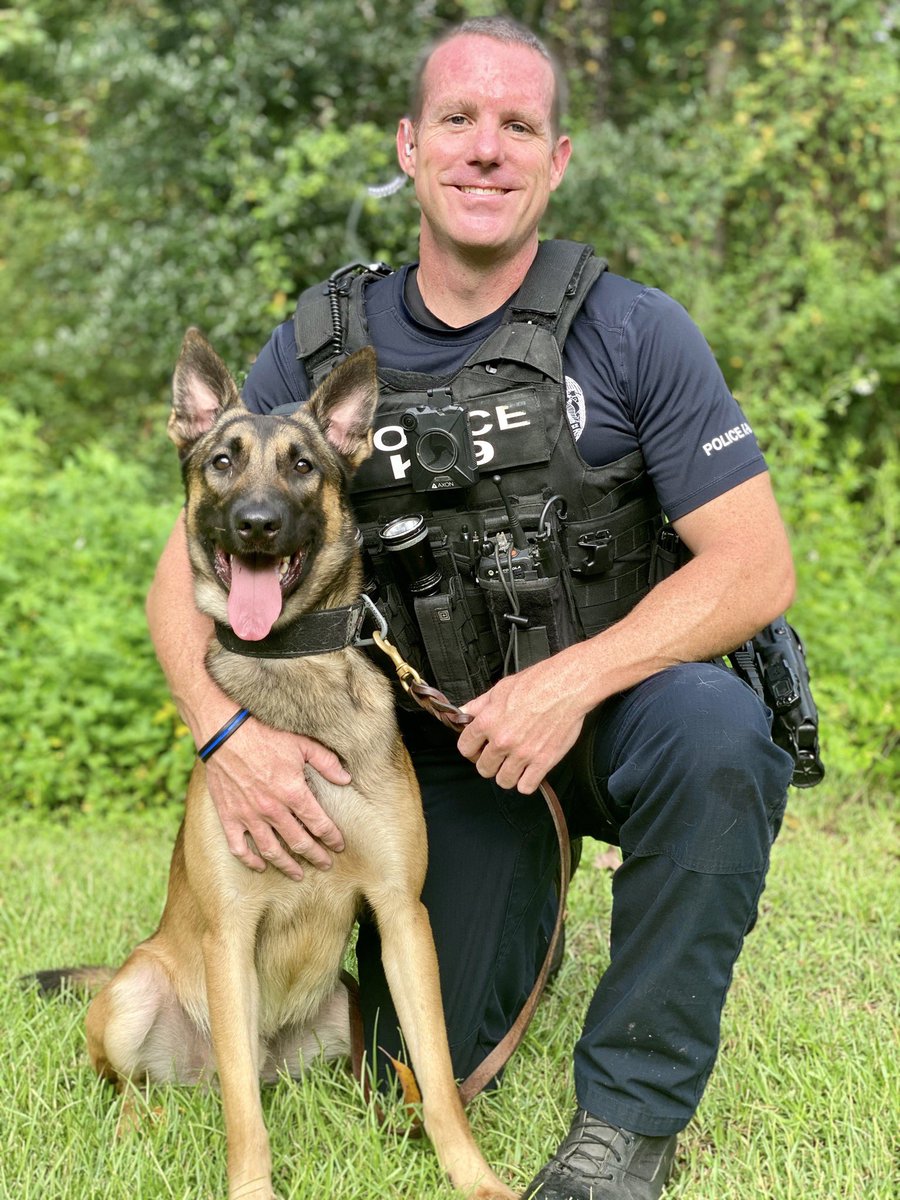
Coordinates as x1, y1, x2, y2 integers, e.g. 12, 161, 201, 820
72, 330, 514, 1200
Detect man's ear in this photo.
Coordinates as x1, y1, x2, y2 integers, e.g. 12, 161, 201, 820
168, 328, 243, 454
549, 134, 573, 192
397, 117, 416, 178
305, 347, 379, 472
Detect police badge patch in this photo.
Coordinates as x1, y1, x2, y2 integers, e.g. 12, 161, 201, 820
565, 376, 586, 441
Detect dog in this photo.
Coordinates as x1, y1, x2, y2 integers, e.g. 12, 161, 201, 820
63, 330, 514, 1200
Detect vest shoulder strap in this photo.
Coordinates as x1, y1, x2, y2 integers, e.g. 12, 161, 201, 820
293, 279, 335, 365
506, 240, 607, 346
294, 262, 392, 390
463, 241, 607, 379
293, 242, 607, 387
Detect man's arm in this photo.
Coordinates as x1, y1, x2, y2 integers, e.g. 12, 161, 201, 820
457, 471, 796, 792
147, 511, 350, 880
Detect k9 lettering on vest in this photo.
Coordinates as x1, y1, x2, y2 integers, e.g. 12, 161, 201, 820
373, 403, 534, 482
703, 422, 753, 457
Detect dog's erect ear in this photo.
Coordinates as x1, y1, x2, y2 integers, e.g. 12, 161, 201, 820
305, 347, 379, 472
169, 328, 243, 454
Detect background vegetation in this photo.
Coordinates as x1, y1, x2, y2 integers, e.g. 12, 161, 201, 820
1, 0, 896, 814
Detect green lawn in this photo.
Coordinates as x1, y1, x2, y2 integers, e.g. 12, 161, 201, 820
1, 786, 896, 1199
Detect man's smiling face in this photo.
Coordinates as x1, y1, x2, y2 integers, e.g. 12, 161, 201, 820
398, 34, 572, 263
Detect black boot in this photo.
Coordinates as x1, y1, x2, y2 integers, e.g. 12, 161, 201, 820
522, 1108, 676, 1199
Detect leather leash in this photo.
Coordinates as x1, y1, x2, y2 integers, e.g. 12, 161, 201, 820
370, 630, 572, 1108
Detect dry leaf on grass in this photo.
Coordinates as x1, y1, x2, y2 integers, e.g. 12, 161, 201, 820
593, 846, 622, 872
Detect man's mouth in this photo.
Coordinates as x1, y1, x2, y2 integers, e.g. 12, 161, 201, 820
457, 185, 508, 195
213, 547, 305, 641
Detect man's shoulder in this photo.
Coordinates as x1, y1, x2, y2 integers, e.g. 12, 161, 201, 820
578, 269, 687, 334
242, 319, 305, 412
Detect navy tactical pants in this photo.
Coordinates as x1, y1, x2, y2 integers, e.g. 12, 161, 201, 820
355, 662, 793, 1136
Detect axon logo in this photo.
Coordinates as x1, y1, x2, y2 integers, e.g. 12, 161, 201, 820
703, 423, 753, 456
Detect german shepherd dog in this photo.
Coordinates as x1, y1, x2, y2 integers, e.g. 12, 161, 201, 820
71, 330, 514, 1200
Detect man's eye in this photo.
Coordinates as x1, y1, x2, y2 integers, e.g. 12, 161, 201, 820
212, 454, 231, 471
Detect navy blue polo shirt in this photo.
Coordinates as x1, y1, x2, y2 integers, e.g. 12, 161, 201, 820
242, 264, 766, 522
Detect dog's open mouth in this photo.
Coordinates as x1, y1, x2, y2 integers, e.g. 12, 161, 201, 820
213, 548, 305, 641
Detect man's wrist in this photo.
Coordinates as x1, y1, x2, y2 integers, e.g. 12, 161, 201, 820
174, 684, 250, 753
197, 709, 252, 762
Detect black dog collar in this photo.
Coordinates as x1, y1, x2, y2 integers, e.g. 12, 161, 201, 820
215, 595, 384, 660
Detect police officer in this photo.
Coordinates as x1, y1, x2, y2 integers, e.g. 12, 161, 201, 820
148, 18, 796, 1200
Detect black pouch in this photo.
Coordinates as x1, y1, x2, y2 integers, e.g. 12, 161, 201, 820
730, 618, 825, 788
479, 573, 581, 673
413, 573, 493, 706
649, 524, 693, 586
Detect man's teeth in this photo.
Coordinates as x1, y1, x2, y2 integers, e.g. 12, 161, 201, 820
460, 186, 505, 194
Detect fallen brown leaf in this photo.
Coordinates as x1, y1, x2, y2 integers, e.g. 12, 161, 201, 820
593, 846, 622, 872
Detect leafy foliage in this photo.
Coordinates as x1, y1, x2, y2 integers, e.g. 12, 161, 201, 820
0, 403, 191, 813
0, 0, 896, 810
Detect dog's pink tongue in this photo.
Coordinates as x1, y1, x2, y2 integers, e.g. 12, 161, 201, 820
228, 555, 282, 641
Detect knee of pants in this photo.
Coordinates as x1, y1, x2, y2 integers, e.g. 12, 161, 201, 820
606, 663, 793, 873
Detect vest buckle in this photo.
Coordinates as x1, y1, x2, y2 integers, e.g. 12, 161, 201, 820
572, 529, 612, 577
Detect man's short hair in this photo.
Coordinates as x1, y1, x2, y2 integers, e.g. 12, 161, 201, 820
408, 16, 568, 137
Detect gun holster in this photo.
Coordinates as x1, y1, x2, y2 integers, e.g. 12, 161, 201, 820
729, 618, 825, 788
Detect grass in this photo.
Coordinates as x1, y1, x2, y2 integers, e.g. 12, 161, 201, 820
1, 784, 897, 1199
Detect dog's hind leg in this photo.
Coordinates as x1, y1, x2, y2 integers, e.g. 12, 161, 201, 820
86, 947, 213, 1087
372, 891, 516, 1200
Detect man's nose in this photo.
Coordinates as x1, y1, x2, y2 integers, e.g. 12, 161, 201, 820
467, 121, 503, 165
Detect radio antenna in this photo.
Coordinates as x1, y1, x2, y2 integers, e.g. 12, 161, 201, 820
492, 475, 528, 551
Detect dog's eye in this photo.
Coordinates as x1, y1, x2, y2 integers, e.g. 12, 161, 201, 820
212, 454, 231, 471
294, 459, 313, 474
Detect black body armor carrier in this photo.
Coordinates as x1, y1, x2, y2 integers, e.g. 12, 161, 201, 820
294, 241, 665, 705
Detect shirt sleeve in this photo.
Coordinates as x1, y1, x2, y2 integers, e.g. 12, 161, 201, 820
622, 289, 767, 521
241, 319, 310, 414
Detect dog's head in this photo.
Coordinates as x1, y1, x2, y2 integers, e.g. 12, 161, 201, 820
169, 328, 378, 641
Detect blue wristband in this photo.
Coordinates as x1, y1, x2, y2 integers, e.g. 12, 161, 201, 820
197, 708, 252, 762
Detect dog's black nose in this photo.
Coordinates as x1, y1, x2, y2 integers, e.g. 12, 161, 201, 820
231, 504, 284, 545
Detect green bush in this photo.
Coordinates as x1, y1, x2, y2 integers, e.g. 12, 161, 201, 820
0, 402, 193, 814
774, 447, 898, 791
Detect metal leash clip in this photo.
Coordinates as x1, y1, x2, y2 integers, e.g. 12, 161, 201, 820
370, 629, 424, 694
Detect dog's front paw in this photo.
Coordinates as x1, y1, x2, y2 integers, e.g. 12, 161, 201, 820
472, 1178, 517, 1200
228, 1185, 280, 1200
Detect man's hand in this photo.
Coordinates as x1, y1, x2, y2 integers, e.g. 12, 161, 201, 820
457, 649, 590, 794
204, 717, 350, 881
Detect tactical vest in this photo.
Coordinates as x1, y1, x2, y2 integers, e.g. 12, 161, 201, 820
294, 240, 666, 704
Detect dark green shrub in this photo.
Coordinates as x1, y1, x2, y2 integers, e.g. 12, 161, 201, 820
0, 402, 192, 814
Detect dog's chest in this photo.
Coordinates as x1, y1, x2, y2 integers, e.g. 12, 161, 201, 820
210, 647, 398, 766
252, 867, 361, 1033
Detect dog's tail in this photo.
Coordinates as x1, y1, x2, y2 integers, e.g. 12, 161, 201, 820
20, 966, 114, 997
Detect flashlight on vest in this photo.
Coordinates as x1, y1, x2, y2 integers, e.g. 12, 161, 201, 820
379, 514, 442, 597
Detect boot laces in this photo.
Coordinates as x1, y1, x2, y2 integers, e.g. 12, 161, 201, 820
553, 1114, 634, 1180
